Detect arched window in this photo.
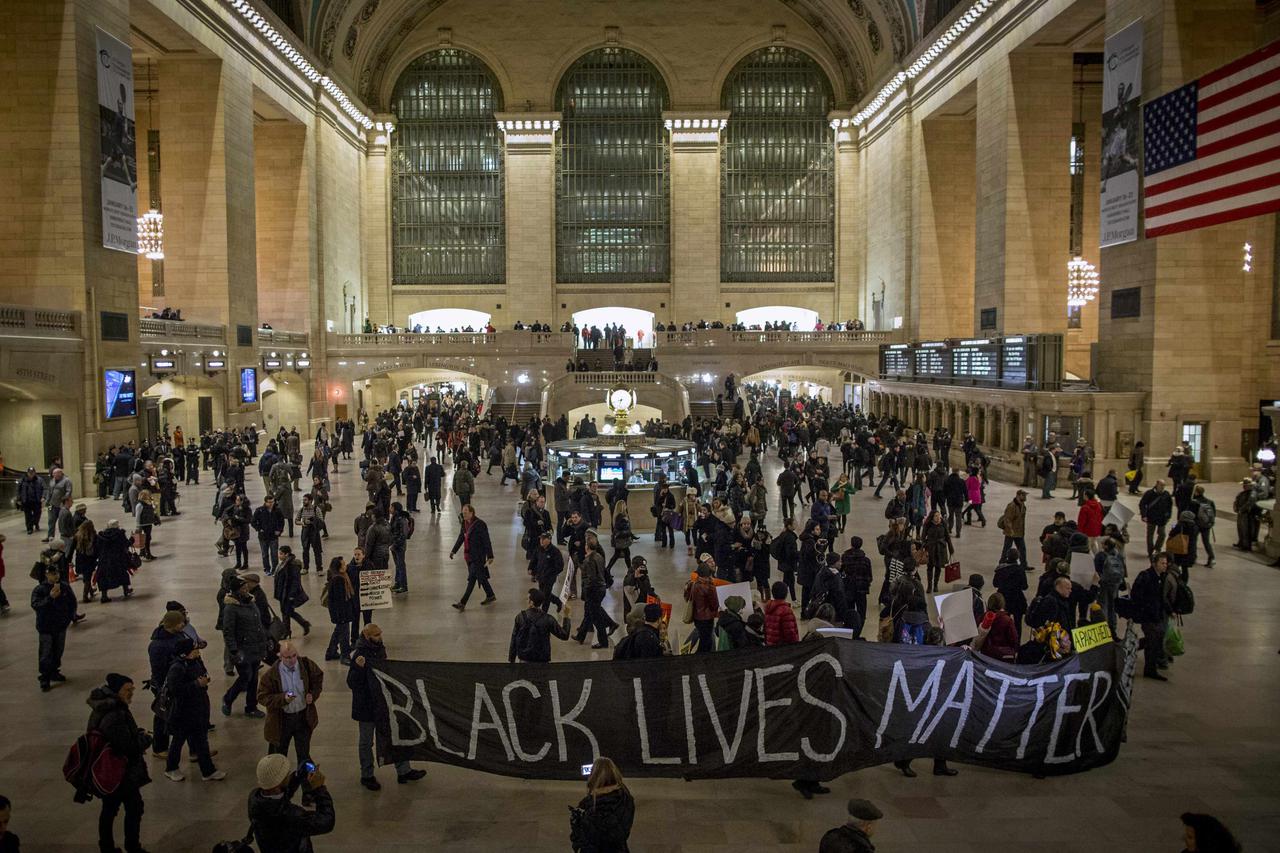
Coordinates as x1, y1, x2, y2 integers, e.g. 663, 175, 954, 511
391, 49, 504, 284
556, 47, 669, 283
721, 46, 835, 282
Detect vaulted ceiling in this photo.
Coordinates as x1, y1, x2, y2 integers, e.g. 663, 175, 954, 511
298, 0, 927, 109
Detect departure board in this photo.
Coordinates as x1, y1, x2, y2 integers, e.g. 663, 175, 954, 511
877, 335, 1061, 391
951, 338, 999, 383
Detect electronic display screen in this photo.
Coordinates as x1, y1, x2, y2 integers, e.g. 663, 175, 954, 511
598, 464, 625, 482
951, 340, 999, 381
881, 346, 911, 377
104, 369, 136, 418
240, 367, 258, 404
1001, 338, 1028, 387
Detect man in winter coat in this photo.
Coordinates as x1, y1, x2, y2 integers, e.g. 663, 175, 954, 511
273, 546, 311, 638
840, 537, 874, 636
819, 798, 883, 853
424, 457, 445, 515
509, 588, 573, 662
449, 505, 496, 610
44, 467, 73, 542
347, 624, 426, 790
87, 674, 151, 853
251, 496, 285, 575
220, 580, 270, 718
1130, 552, 1174, 681
1077, 491, 1105, 551
532, 532, 566, 612
147, 609, 187, 757
992, 549, 1029, 635
248, 753, 335, 852
614, 602, 668, 659
257, 641, 323, 801
17, 467, 44, 534
31, 563, 77, 690
1138, 480, 1174, 556
1092, 536, 1127, 634
998, 490, 1028, 568
451, 464, 474, 514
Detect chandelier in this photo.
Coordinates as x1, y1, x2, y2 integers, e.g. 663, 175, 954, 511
137, 209, 164, 259
1067, 256, 1099, 307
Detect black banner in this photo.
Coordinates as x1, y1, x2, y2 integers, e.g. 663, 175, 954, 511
370, 638, 1133, 781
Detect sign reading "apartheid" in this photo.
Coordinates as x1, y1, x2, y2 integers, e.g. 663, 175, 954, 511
369, 638, 1132, 780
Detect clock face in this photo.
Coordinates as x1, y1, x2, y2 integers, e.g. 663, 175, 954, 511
610, 388, 633, 409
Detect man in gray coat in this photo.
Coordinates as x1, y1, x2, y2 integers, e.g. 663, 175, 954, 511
44, 467, 73, 542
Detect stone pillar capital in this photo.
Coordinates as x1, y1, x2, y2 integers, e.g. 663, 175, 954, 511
495, 112, 560, 150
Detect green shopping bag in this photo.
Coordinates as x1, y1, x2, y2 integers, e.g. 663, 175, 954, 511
1164, 621, 1185, 657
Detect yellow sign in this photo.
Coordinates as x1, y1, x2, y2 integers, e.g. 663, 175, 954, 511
1071, 622, 1113, 654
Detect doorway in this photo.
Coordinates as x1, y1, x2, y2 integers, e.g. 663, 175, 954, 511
571, 307, 655, 349
198, 396, 213, 434
1181, 422, 1206, 478
735, 305, 819, 331
42, 415, 62, 469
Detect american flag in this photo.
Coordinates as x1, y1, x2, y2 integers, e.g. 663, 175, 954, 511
1143, 39, 1280, 238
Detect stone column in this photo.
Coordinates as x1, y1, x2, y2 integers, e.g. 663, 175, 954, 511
255, 121, 314, 328
974, 50, 1073, 335
913, 115, 976, 337
835, 122, 863, 322
362, 125, 391, 325
667, 113, 728, 322
497, 115, 558, 324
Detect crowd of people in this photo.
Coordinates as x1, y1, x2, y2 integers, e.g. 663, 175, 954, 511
0, 371, 1256, 852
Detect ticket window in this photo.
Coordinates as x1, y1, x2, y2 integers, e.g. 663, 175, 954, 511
626, 457, 654, 484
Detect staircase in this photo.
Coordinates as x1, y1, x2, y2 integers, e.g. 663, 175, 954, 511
572, 347, 650, 372
688, 401, 720, 420
487, 401, 542, 424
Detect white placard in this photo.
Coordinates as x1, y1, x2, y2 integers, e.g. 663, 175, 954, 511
559, 555, 577, 603
1100, 20, 1144, 247
1102, 501, 1134, 529
95, 28, 138, 253
716, 581, 757, 616
359, 568, 394, 610
934, 591, 979, 645
815, 627, 854, 640
1070, 551, 1097, 589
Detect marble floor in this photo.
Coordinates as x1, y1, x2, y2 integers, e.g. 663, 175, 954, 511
1, 444, 1278, 852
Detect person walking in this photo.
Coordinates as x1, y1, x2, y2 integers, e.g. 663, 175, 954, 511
347, 625, 427, 790
574, 538, 617, 649
95, 519, 134, 603
921, 510, 953, 593
424, 456, 445, 515
997, 490, 1028, 569
17, 467, 43, 535
160, 637, 226, 782
1139, 480, 1174, 556
1127, 440, 1145, 494
509, 588, 573, 662
220, 579, 270, 719
1093, 536, 1126, 635
296, 495, 323, 575
1131, 552, 1174, 681
146, 609, 187, 760
451, 462, 475, 515
449, 505, 496, 611
87, 674, 151, 853
257, 641, 323, 803
133, 491, 159, 561
273, 546, 311, 638
653, 481, 676, 549
1190, 484, 1217, 568
323, 556, 357, 664
388, 502, 411, 594
31, 562, 76, 691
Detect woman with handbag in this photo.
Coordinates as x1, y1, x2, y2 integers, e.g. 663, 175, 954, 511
73, 520, 98, 603
921, 510, 953, 593
1166, 510, 1198, 582
652, 481, 676, 550
605, 505, 635, 576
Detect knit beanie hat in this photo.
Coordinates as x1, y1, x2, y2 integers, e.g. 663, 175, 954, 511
724, 595, 746, 613
643, 602, 663, 622
256, 754, 293, 789
161, 610, 186, 632
105, 673, 133, 693
173, 636, 196, 657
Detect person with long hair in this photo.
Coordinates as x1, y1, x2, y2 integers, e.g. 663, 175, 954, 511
323, 557, 356, 663
570, 757, 634, 853
73, 519, 98, 603
1180, 812, 1242, 853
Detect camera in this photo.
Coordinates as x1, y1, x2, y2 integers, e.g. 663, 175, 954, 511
580, 763, 593, 776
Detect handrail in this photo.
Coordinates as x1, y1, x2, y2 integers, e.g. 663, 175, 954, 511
655, 329, 893, 347
572, 372, 658, 384
258, 328, 310, 347
139, 318, 226, 341
0, 304, 81, 337
329, 330, 574, 350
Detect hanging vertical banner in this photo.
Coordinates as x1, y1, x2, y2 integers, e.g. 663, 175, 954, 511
1099, 21, 1143, 247
96, 28, 138, 254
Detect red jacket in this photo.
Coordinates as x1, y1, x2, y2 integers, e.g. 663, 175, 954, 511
980, 610, 1019, 662
1077, 500, 1104, 537
764, 599, 799, 645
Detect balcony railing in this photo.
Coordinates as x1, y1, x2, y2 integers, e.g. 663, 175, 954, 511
573, 372, 658, 384
258, 328, 310, 347
329, 330, 573, 351
655, 329, 893, 348
139, 318, 226, 341
0, 304, 81, 338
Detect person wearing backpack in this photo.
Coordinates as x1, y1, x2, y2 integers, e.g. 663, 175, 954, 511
1092, 537, 1127, 635
86, 673, 151, 853
1191, 484, 1216, 568
1130, 552, 1174, 681
1167, 511, 1199, 582
508, 588, 573, 663
388, 502, 411, 594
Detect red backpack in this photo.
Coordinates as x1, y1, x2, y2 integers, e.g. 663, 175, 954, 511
63, 729, 127, 801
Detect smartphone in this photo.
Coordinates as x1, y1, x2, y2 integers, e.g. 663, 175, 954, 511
580, 763, 593, 776
302, 761, 316, 773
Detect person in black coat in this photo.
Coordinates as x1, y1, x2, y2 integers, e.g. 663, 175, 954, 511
161, 637, 222, 780
809, 554, 849, 624
715, 596, 761, 648
248, 755, 335, 851
272, 547, 310, 638
402, 459, 422, 513
32, 564, 77, 690
839, 537, 874, 636
424, 457, 445, 514
571, 758, 635, 853
992, 551, 1029, 635
147, 611, 187, 756
87, 675, 151, 853
95, 520, 134, 601
324, 557, 357, 662
509, 588, 573, 662
347, 624, 424, 788
449, 505, 495, 611
532, 532, 566, 612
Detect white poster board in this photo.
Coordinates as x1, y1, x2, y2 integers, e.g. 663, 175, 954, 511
815, 627, 855, 640
934, 591, 978, 645
1070, 552, 1098, 589
359, 568, 394, 610
559, 555, 577, 603
95, 28, 138, 253
1099, 20, 1144, 247
716, 581, 757, 616
1102, 501, 1134, 529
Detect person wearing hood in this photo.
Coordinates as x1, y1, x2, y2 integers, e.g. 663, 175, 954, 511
219, 580, 270, 719
31, 562, 76, 691
569, 758, 634, 853
716, 595, 759, 648
95, 519, 133, 602
272, 545, 311, 639
147, 609, 187, 758
248, 753, 334, 853
87, 673, 151, 853
809, 552, 849, 625
161, 636, 225, 782
839, 537, 873, 636
347, 624, 426, 790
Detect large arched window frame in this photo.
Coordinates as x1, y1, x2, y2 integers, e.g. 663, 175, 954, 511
556, 47, 670, 283
720, 46, 835, 282
391, 49, 505, 285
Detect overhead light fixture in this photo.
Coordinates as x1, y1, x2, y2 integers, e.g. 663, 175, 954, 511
1067, 256, 1100, 306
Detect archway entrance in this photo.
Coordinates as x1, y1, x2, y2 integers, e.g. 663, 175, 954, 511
406, 308, 491, 332
571, 307, 654, 349
736, 305, 818, 330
